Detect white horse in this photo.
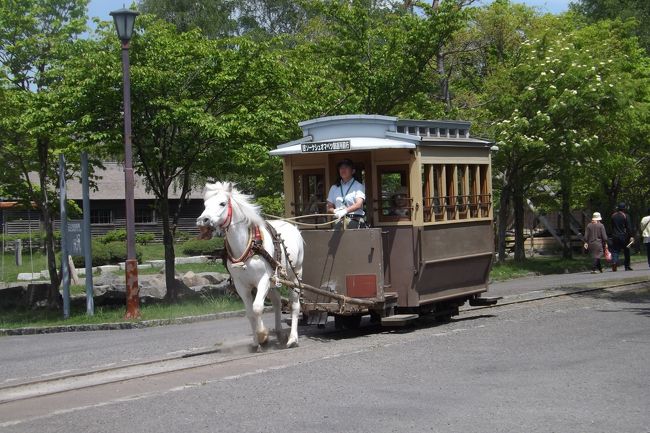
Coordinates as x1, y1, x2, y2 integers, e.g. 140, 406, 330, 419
196, 182, 304, 349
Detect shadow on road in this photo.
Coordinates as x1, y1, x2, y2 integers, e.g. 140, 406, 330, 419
301, 313, 497, 343
571, 285, 650, 318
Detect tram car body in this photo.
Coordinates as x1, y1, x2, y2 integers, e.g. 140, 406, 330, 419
270, 115, 495, 325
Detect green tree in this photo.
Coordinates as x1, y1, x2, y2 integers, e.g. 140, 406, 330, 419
68, 16, 289, 301
137, 0, 308, 38
294, 0, 471, 115
0, 0, 88, 306
570, 0, 650, 52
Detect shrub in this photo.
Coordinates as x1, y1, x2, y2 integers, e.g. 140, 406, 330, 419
105, 241, 143, 264
70, 241, 108, 267
100, 229, 154, 245
135, 232, 155, 245
180, 238, 224, 256
69, 240, 142, 267
175, 231, 193, 242
99, 229, 126, 243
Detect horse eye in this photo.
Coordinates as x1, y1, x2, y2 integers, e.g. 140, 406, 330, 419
219, 202, 227, 207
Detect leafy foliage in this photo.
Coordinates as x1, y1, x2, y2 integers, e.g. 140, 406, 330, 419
179, 238, 224, 256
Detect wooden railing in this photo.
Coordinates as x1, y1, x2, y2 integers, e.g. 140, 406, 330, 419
423, 194, 491, 222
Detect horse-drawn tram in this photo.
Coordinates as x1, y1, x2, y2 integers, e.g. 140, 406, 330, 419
269, 114, 498, 329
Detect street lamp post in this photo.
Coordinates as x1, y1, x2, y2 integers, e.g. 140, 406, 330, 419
110, 7, 141, 319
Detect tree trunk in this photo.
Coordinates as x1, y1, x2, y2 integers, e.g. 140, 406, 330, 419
513, 180, 525, 263
497, 183, 511, 263
36, 136, 61, 308
560, 174, 573, 259
437, 52, 451, 111
43, 211, 61, 307
160, 196, 179, 302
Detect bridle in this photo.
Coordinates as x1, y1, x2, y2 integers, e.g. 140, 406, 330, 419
212, 197, 284, 274
219, 199, 233, 229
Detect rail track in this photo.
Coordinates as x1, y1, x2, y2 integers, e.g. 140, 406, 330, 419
1, 278, 648, 407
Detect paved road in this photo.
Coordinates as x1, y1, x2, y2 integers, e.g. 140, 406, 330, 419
2, 270, 649, 387
1, 278, 649, 432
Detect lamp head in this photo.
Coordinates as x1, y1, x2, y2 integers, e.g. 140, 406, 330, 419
109, 8, 140, 42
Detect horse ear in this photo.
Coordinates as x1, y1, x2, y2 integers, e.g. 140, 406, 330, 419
225, 182, 232, 193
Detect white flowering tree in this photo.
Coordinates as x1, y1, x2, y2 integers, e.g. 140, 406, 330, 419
484, 15, 650, 259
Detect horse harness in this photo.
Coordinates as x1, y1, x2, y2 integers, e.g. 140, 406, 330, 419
224, 222, 284, 271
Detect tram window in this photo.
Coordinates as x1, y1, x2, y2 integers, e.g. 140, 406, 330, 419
445, 164, 456, 220
457, 165, 468, 219
422, 163, 490, 223
422, 164, 444, 222
468, 165, 479, 218
439, 128, 447, 137
479, 165, 491, 217
293, 170, 325, 218
377, 165, 411, 222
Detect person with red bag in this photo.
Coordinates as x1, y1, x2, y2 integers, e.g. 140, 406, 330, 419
584, 212, 609, 273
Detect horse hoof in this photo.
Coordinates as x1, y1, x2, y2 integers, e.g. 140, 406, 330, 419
250, 344, 263, 353
286, 336, 298, 348
257, 330, 269, 345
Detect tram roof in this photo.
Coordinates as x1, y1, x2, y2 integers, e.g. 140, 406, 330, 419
270, 114, 492, 156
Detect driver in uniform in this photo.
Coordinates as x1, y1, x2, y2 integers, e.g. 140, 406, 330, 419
326, 158, 366, 229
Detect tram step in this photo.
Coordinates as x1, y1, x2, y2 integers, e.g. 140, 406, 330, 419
468, 296, 501, 306
381, 314, 419, 327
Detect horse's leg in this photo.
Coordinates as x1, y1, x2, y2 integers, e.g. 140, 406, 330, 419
286, 267, 302, 348
252, 274, 271, 346
232, 279, 258, 348
267, 287, 285, 344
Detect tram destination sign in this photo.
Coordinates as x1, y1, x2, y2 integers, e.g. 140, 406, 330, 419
301, 140, 351, 153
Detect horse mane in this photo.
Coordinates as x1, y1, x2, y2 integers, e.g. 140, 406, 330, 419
204, 181, 265, 227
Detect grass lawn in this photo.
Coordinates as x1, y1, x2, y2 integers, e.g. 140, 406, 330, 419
0, 295, 244, 330
491, 252, 649, 281
0, 244, 202, 284
3, 244, 648, 330
0, 252, 48, 283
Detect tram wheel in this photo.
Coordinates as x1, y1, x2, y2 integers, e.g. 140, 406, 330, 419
334, 315, 362, 330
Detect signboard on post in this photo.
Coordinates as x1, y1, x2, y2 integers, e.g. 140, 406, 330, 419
66, 220, 84, 256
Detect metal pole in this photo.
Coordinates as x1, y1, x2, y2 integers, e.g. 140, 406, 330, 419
81, 152, 94, 316
120, 40, 140, 319
59, 154, 70, 319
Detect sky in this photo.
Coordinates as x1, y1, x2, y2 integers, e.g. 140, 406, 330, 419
87, 0, 572, 27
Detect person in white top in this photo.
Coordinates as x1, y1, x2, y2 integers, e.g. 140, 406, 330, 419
640, 207, 650, 268
326, 158, 366, 229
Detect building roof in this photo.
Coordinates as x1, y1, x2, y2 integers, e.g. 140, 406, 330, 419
30, 162, 204, 201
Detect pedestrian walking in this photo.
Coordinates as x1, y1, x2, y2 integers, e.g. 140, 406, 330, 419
610, 202, 634, 271
584, 212, 608, 273
640, 207, 650, 268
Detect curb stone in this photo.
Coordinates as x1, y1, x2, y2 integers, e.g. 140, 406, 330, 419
0, 306, 274, 337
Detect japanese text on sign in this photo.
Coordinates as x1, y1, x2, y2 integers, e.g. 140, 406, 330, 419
301, 140, 351, 153
66, 220, 84, 256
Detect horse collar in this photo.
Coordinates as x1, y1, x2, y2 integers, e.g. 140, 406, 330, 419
226, 225, 264, 264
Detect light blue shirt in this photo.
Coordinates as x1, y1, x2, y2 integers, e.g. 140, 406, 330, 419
327, 179, 365, 216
